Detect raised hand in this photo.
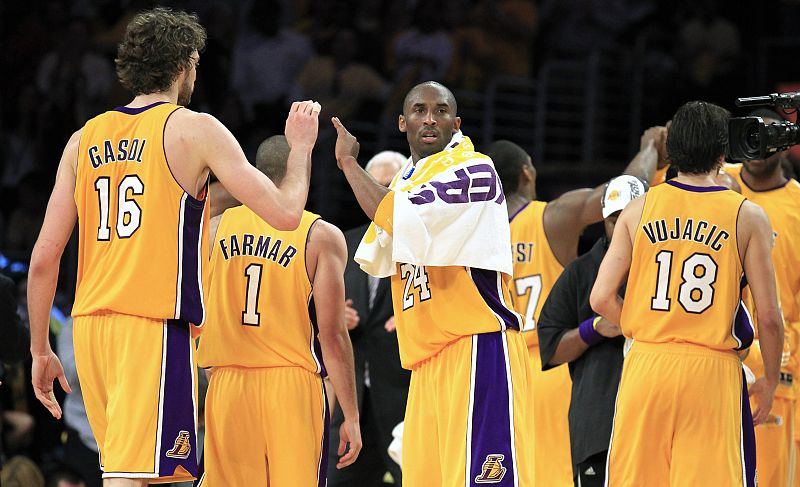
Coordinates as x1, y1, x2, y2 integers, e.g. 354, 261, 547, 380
285, 100, 321, 151
331, 117, 360, 168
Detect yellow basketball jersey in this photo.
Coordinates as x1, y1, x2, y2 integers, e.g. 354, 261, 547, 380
197, 208, 324, 374
73, 102, 210, 325
724, 164, 800, 394
724, 164, 800, 328
389, 265, 522, 369
621, 180, 749, 350
508, 201, 565, 347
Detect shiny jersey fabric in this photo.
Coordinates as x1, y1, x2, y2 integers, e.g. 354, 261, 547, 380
508, 201, 565, 347
73, 102, 209, 325
197, 208, 325, 375
621, 180, 750, 350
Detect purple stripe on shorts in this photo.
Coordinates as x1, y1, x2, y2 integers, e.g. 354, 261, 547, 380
318, 381, 331, 487
158, 320, 198, 478
741, 370, 757, 487
471, 269, 522, 331
469, 332, 516, 486
179, 196, 205, 325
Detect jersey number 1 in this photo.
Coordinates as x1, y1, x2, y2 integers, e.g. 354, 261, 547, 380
94, 175, 144, 240
242, 263, 263, 326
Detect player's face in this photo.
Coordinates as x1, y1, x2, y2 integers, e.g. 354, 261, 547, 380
177, 51, 199, 106
742, 117, 785, 178
399, 86, 461, 162
743, 151, 784, 178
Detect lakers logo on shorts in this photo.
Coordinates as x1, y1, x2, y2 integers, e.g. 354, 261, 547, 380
475, 454, 507, 483
166, 430, 192, 459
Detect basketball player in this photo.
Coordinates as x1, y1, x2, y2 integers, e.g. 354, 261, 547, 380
332, 81, 535, 486
722, 108, 800, 487
591, 101, 783, 485
197, 136, 360, 486
488, 127, 665, 486
28, 8, 319, 486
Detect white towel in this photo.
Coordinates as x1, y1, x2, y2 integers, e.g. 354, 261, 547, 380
355, 132, 513, 278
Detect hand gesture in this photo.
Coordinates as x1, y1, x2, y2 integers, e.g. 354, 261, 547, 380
31, 351, 72, 419
337, 418, 362, 469
384, 316, 396, 333
749, 377, 776, 426
331, 117, 360, 168
344, 299, 360, 330
594, 317, 622, 338
285, 100, 320, 152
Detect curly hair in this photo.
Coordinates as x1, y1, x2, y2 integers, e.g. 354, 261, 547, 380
115, 7, 207, 96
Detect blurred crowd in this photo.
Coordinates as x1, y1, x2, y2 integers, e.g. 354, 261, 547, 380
1, 0, 800, 485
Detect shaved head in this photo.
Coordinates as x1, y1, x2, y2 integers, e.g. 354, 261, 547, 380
403, 81, 457, 116
255, 135, 291, 184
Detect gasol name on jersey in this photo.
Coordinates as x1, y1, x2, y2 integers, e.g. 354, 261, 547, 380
88, 138, 147, 168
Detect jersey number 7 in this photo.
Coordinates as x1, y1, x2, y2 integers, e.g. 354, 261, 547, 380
514, 274, 542, 332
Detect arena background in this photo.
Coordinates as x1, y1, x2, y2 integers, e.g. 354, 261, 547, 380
1, 0, 799, 484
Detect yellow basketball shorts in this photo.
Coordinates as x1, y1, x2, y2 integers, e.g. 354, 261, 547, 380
752, 391, 795, 487
197, 366, 328, 487
528, 344, 573, 486
73, 313, 198, 483
607, 342, 755, 487
403, 330, 535, 487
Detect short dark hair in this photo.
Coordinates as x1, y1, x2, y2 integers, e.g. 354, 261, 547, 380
402, 81, 458, 116
115, 7, 206, 95
666, 101, 730, 175
256, 135, 291, 184
488, 140, 530, 194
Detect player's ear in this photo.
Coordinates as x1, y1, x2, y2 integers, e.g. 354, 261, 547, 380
453, 116, 461, 133
399, 115, 407, 133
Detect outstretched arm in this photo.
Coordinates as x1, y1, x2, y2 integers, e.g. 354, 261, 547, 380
191, 101, 319, 230
308, 220, 362, 468
543, 126, 665, 266
28, 130, 79, 418
332, 117, 389, 220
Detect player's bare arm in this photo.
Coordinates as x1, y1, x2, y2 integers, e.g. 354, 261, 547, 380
28, 129, 80, 419
590, 197, 643, 324
738, 200, 784, 425
543, 127, 664, 266
332, 117, 389, 220
549, 318, 621, 366
307, 219, 362, 468
168, 101, 319, 230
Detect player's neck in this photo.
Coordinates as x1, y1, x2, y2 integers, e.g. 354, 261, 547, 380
673, 172, 721, 187
506, 193, 531, 218
740, 165, 787, 192
128, 91, 177, 108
